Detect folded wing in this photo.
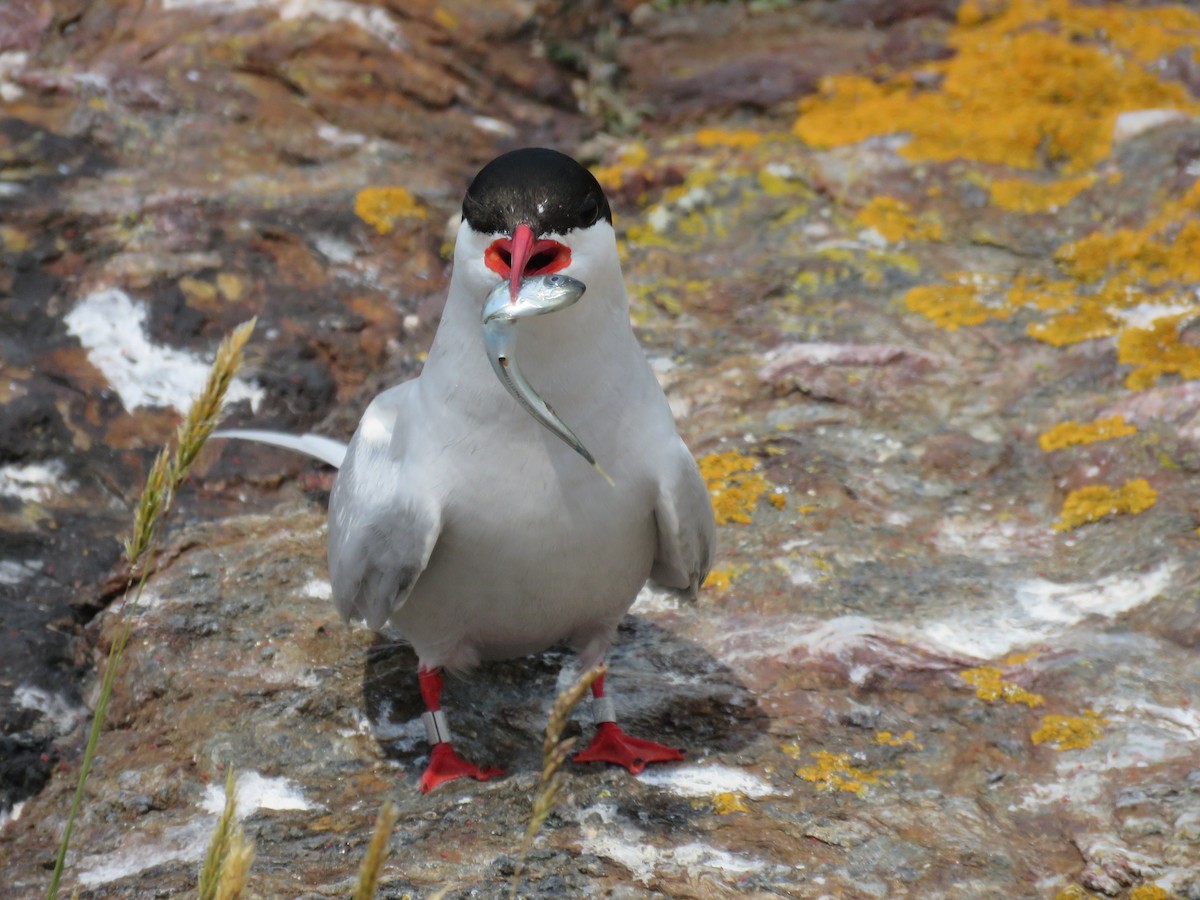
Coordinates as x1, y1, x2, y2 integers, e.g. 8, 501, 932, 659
649, 440, 716, 598
327, 389, 441, 630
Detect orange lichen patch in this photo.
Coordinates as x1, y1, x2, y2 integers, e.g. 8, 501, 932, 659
1038, 416, 1137, 451
904, 275, 1011, 331
354, 186, 426, 235
1118, 313, 1200, 391
794, 0, 1200, 173
1129, 886, 1170, 900
960, 665, 1045, 707
1006, 275, 1077, 312
694, 128, 763, 150
699, 450, 780, 525
1057, 216, 1200, 289
591, 142, 649, 192
1031, 709, 1107, 750
796, 750, 883, 796
1003, 650, 1038, 665
712, 791, 750, 814
705, 567, 733, 592
1025, 303, 1124, 347
1050, 3, 1200, 64
857, 196, 943, 243
875, 730, 922, 749
1053, 478, 1157, 531
989, 173, 1097, 212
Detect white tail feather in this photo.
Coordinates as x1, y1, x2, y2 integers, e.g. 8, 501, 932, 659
213, 429, 347, 468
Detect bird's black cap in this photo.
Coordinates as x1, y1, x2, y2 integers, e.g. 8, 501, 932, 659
462, 148, 612, 237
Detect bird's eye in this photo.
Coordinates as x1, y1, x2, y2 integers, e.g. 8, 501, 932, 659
578, 194, 599, 227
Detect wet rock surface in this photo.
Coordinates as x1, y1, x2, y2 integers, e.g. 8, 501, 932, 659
3, 0, 1200, 897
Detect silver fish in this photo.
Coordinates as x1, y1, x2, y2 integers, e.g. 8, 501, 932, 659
482, 274, 614, 485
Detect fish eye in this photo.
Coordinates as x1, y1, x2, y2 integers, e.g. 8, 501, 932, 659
578, 194, 599, 227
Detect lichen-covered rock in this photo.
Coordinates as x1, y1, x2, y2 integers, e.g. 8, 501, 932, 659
3, 1, 1200, 897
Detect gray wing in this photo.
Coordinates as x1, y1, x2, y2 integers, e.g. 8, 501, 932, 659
649, 439, 716, 597
327, 388, 441, 630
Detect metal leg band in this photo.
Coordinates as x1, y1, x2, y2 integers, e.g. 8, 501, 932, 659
592, 696, 617, 725
423, 709, 452, 745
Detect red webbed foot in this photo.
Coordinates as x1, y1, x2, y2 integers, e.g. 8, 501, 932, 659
574, 722, 684, 774
419, 742, 504, 793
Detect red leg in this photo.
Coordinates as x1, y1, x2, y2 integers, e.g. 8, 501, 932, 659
573, 674, 684, 774
416, 668, 503, 793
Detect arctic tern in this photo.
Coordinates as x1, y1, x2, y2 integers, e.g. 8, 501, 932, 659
216, 148, 715, 791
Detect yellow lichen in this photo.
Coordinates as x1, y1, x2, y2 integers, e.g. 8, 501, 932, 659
1002, 650, 1038, 665
705, 567, 733, 592
591, 142, 649, 192
796, 750, 882, 796
1024, 302, 1123, 348
1118, 313, 1200, 391
625, 275, 713, 320
699, 450, 780, 526
712, 791, 750, 814
790, 0, 1200, 368
758, 168, 802, 198
1031, 709, 1107, 750
1129, 886, 1170, 900
875, 730, 922, 749
353, 186, 426, 235
1053, 887, 1097, 900
1038, 416, 1137, 451
903, 277, 1011, 331
1053, 479, 1157, 531
1007, 275, 1080, 312
1057, 191, 1200, 287
960, 665, 1045, 707
989, 173, 1097, 212
0, 225, 31, 253
794, 1, 1200, 174
694, 128, 763, 150
856, 196, 943, 243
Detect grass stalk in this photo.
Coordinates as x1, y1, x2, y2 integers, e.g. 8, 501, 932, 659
46, 320, 257, 899
508, 663, 605, 899
198, 769, 240, 900
353, 801, 400, 900
213, 826, 255, 900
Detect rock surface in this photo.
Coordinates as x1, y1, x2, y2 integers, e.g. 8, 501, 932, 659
3, 0, 1200, 897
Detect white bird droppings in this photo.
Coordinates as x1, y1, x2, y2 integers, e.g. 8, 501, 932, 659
301, 578, 333, 600
576, 802, 766, 884
0, 460, 76, 503
14, 684, 86, 736
201, 771, 316, 818
64, 288, 263, 414
637, 763, 775, 798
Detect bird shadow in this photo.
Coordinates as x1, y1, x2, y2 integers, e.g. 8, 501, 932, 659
361, 615, 766, 785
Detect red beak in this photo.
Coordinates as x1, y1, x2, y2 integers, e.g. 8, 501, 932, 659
484, 224, 572, 303
507, 223, 536, 303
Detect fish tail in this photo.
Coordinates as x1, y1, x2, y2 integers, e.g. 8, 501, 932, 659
593, 462, 616, 487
